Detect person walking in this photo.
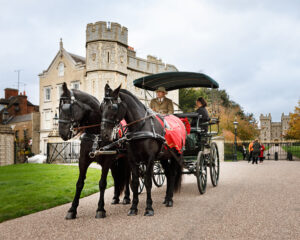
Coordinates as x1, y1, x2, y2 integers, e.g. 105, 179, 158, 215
252, 139, 261, 164
259, 142, 265, 163
242, 145, 247, 160
248, 141, 254, 163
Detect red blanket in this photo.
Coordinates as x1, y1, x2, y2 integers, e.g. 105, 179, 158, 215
156, 115, 186, 153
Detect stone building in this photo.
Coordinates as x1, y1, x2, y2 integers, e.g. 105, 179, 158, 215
39, 21, 178, 155
0, 125, 14, 166
259, 113, 290, 141
0, 88, 40, 159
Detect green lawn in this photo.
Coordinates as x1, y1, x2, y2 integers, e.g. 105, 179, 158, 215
282, 146, 300, 159
0, 164, 113, 223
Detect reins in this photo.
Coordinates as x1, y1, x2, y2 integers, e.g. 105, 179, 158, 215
73, 114, 156, 132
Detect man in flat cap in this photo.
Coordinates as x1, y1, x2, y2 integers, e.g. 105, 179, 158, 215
150, 86, 174, 114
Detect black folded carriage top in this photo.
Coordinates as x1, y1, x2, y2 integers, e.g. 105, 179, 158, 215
133, 71, 219, 91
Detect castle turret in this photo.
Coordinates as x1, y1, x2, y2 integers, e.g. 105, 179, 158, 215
85, 21, 128, 100
260, 113, 272, 141
281, 113, 291, 138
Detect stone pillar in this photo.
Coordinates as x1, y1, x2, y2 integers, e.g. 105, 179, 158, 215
212, 136, 225, 162
0, 125, 15, 166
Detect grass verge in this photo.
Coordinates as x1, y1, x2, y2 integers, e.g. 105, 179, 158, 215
0, 164, 113, 223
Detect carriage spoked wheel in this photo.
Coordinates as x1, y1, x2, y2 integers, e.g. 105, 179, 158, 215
152, 162, 165, 187
138, 163, 146, 194
209, 142, 220, 187
196, 151, 207, 194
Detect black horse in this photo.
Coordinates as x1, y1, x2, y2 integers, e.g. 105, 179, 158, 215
100, 84, 183, 216
58, 82, 131, 219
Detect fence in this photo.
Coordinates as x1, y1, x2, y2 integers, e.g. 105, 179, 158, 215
47, 142, 81, 163
224, 141, 300, 161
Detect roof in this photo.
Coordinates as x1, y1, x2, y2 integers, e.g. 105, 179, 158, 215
133, 71, 219, 91
6, 113, 32, 124
68, 52, 86, 64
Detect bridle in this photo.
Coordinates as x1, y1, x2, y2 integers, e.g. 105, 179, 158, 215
59, 90, 82, 138
101, 97, 124, 126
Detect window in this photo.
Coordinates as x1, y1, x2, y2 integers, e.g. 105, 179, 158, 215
15, 130, 19, 140
57, 84, 63, 99
58, 62, 64, 77
44, 87, 51, 102
71, 81, 80, 90
44, 110, 51, 129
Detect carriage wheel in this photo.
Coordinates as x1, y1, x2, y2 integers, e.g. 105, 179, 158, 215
210, 142, 220, 187
196, 151, 207, 194
130, 164, 145, 194
138, 164, 146, 194
152, 162, 165, 187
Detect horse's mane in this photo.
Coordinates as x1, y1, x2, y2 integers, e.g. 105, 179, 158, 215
120, 89, 146, 111
71, 89, 100, 110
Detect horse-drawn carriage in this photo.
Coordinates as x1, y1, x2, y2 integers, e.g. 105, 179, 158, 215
133, 71, 220, 194
59, 71, 220, 219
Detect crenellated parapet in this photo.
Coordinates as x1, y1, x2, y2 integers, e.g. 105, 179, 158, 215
86, 21, 128, 46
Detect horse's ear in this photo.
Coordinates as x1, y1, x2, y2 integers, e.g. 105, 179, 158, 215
105, 84, 113, 97
112, 84, 121, 99
62, 82, 69, 95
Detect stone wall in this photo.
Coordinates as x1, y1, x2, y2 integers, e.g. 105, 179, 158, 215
212, 136, 225, 162
0, 125, 14, 166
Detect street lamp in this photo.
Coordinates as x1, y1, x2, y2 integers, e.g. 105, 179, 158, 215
53, 112, 59, 130
233, 117, 238, 161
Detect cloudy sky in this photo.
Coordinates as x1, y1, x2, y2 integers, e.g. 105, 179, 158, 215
0, 0, 299, 122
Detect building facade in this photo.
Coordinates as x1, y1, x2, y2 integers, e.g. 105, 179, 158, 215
39, 21, 178, 155
0, 88, 40, 159
259, 113, 290, 141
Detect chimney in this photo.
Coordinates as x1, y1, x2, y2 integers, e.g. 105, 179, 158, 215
4, 88, 18, 99
23, 90, 26, 96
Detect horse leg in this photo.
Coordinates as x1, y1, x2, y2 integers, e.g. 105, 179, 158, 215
66, 159, 91, 220
95, 163, 109, 218
162, 158, 176, 207
128, 164, 139, 216
111, 162, 120, 205
122, 161, 131, 205
161, 159, 170, 205
144, 158, 154, 216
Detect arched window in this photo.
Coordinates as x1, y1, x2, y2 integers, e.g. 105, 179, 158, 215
58, 62, 64, 76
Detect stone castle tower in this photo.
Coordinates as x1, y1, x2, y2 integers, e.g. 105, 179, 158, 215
85, 22, 128, 100
259, 113, 290, 141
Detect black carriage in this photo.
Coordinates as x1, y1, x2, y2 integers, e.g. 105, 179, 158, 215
133, 72, 220, 194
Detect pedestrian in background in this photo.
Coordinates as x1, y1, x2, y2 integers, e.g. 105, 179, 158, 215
242, 145, 247, 160
252, 139, 261, 164
259, 142, 265, 163
248, 141, 254, 163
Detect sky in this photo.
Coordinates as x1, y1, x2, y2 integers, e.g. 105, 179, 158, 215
0, 0, 299, 122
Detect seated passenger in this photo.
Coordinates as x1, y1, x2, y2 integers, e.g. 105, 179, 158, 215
190, 97, 210, 132
150, 86, 174, 115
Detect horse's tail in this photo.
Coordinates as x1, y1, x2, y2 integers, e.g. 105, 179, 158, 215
174, 152, 184, 192
111, 155, 129, 195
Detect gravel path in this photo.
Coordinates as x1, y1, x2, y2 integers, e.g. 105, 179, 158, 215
1, 161, 299, 240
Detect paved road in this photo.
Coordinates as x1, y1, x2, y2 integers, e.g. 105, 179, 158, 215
1, 161, 299, 240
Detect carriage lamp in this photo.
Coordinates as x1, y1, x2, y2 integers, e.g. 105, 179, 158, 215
53, 113, 59, 129
233, 118, 238, 161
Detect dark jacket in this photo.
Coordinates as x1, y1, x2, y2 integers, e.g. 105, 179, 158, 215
191, 106, 210, 131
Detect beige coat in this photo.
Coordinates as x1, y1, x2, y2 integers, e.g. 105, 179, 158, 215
150, 97, 174, 114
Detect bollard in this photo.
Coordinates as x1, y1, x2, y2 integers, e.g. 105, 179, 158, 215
287, 152, 293, 161
275, 152, 278, 161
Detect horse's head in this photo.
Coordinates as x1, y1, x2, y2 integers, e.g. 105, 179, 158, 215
58, 82, 91, 141
100, 84, 127, 142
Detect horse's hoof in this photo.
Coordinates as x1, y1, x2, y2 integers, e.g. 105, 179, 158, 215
65, 211, 76, 220
162, 199, 167, 204
165, 200, 173, 207
111, 199, 120, 205
122, 198, 131, 205
144, 209, 154, 216
95, 211, 106, 219
127, 209, 138, 216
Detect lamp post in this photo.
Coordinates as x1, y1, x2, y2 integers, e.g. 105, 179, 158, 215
53, 113, 59, 130
233, 118, 238, 161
